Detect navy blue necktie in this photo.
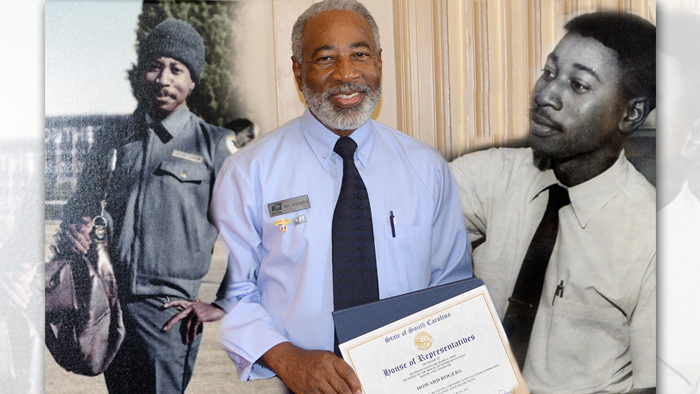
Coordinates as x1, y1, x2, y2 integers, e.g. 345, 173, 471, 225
502, 184, 570, 369
332, 137, 379, 355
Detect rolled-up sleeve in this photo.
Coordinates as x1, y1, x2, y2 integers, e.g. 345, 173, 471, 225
210, 156, 289, 380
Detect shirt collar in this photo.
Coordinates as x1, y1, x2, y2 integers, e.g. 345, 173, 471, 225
527, 151, 559, 202
527, 150, 631, 229
145, 106, 191, 138
566, 151, 631, 228
300, 108, 375, 170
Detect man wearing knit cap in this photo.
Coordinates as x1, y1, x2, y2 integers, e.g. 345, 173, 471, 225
61, 19, 237, 393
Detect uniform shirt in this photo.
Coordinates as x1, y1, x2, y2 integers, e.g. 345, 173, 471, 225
64, 106, 236, 303
658, 182, 700, 393
211, 109, 472, 381
450, 148, 656, 393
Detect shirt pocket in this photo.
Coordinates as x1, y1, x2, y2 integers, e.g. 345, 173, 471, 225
547, 296, 629, 378
149, 159, 212, 260
383, 224, 432, 296
155, 159, 209, 184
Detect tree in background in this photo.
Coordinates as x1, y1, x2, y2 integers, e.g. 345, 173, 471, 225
129, 1, 243, 127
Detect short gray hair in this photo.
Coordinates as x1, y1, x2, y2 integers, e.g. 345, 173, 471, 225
292, 0, 381, 63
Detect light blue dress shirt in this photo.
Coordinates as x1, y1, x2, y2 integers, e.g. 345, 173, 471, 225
210, 109, 472, 380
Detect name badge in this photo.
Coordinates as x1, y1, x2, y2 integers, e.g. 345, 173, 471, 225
172, 150, 204, 163
268, 195, 311, 217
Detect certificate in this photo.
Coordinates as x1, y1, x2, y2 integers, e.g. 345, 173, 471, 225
339, 285, 524, 394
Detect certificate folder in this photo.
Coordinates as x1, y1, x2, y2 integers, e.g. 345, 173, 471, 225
332, 277, 484, 343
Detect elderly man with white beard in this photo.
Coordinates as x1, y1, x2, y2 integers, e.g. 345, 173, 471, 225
209, 1, 472, 393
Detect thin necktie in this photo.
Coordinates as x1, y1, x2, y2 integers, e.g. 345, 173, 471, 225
502, 184, 570, 369
332, 136, 379, 356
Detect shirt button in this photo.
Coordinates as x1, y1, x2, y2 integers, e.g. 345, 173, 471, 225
181, 172, 187, 179
361, 152, 366, 157
322, 154, 327, 159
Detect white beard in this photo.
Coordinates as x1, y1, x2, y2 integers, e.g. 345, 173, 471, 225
302, 82, 381, 131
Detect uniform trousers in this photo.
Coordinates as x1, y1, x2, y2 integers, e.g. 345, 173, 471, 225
104, 296, 202, 394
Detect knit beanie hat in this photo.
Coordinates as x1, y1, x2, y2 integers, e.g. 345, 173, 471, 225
138, 19, 205, 82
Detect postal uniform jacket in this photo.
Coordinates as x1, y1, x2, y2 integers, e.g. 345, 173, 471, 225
64, 106, 236, 303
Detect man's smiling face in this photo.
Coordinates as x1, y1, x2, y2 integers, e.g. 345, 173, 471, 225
293, 10, 382, 135
141, 56, 195, 120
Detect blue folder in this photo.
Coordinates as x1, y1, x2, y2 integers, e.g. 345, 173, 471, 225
332, 277, 484, 343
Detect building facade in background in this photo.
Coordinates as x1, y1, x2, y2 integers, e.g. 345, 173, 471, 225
44, 115, 130, 219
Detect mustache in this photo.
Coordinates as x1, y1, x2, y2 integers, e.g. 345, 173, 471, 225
323, 82, 372, 99
530, 105, 562, 130
146, 85, 177, 100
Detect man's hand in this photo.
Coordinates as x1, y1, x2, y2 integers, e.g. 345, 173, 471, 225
162, 300, 224, 343
61, 216, 94, 255
259, 342, 362, 394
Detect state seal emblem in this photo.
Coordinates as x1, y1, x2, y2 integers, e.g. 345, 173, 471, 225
414, 332, 433, 351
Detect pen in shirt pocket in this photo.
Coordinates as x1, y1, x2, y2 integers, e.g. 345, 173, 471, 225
552, 280, 564, 305
389, 210, 396, 237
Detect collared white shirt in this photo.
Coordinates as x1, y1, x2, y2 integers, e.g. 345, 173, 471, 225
451, 148, 656, 393
211, 110, 471, 380
658, 182, 700, 393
